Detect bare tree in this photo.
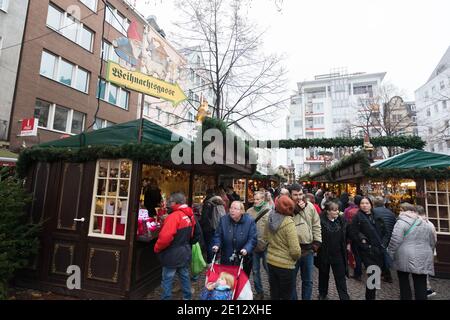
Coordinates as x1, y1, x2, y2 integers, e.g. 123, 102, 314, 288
171, 0, 288, 128
349, 83, 416, 156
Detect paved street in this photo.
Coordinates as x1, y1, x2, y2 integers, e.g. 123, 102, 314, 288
147, 265, 450, 300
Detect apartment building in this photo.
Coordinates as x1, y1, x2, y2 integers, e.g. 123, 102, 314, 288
286, 69, 386, 175
415, 45, 450, 154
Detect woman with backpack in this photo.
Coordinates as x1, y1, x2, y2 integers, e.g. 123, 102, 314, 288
348, 196, 387, 300
388, 203, 436, 300
247, 191, 271, 300
200, 189, 226, 264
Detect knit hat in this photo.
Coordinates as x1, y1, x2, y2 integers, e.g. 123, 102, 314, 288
275, 195, 295, 216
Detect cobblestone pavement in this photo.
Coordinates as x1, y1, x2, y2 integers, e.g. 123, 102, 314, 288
146, 266, 450, 300
10, 266, 450, 300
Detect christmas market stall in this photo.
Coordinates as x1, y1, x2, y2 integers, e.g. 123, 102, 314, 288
15, 118, 254, 299
304, 149, 450, 278
220, 171, 286, 207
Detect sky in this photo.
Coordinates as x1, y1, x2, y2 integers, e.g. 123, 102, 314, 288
134, 0, 450, 164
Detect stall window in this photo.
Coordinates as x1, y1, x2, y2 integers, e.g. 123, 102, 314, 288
425, 179, 450, 234
89, 159, 132, 239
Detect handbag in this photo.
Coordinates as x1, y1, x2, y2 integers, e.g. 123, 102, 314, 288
191, 242, 207, 275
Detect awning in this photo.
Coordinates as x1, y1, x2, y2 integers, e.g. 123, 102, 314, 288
0, 149, 18, 167
371, 149, 450, 169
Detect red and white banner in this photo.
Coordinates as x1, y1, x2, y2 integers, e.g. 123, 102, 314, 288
20, 118, 38, 137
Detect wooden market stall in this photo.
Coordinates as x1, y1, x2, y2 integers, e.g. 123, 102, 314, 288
15, 119, 254, 299
306, 149, 450, 278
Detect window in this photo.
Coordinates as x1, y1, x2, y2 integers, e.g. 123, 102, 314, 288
46, 4, 94, 51
434, 104, 439, 113
80, 0, 97, 12
34, 100, 51, 128
89, 160, 132, 239
440, 80, 445, 90
34, 99, 85, 134
105, 3, 129, 35
353, 84, 373, 97
0, 0, 9, 11
96, 79, 129, 110
53, 105, 69, 132
443, 100, 447, 109
425, 180, 450, 234
427, 108, 431, 117
71, 110, 85, 134
412, 116, 417, 123
93, 118, 115, 130
58, 59, 74, 86
101, 40, 120, 63
294, 120, 302, 127
40, 51, 90, 93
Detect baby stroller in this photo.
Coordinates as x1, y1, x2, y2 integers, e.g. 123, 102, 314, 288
200, 253, 253, 300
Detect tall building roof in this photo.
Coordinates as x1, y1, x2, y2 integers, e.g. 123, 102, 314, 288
426, 45, 450, 83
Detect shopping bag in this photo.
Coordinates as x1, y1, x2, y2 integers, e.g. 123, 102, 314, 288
191, 242, 206, 275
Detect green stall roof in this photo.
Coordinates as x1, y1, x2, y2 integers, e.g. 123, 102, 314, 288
371, 149, 450, 169
38, 119, 179, 148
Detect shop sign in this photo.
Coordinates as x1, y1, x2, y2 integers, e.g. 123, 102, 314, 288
20, 118, 38, 136
106, 61, 187, 107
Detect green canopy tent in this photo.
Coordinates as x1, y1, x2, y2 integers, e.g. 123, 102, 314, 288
37, 119, 178, 148
371, 149, 450, 169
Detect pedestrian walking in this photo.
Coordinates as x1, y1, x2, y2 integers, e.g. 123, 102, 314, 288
154, 192, 200, 300
289, 184, 322, 300
212, 201, 257, 278
264, 196, 301, 300
247, 191, 271, 300
344, 195, 363, 281
388, 203, 436, 300
348, 196, 386, 300
316, 201, 350, 300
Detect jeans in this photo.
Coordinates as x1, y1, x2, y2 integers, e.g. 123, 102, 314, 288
161, 264, 192, 300
268, 263, 295, 300
318, 260, 350, 300
252, 250, 268, 294
397, 271, 428, 300
291, 251, 314, 300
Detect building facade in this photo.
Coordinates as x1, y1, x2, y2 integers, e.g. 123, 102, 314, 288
415, 45, 450, 154
286, 70, 386, 175
8, 0, 148, 151
0, 0, 29, 144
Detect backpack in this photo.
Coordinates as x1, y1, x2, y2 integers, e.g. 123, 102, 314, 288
209, 201, 226, 230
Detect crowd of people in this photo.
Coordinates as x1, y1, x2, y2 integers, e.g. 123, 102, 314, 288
152, 183, 437, 301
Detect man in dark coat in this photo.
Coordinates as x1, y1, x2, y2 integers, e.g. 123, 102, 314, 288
373, 196, 397, 283
144, 178, 162, 216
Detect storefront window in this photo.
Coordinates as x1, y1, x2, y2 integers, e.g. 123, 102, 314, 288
89, 159, 132, 239
425, 180, 450, 234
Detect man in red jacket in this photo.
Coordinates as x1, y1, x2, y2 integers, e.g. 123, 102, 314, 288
154, 192, 199, 300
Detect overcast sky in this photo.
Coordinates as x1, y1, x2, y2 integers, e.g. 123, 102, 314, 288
135, 0, 450, 164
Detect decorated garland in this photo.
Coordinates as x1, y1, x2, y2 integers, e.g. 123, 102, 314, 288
257, 135, 425, 150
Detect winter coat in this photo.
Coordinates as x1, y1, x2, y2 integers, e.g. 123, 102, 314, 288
154, 204, 198, 268
212, 213, 257, 265
293, 202, 322, 248
348, 210, 386, 268
373, 206, 397, 247
263, 210, 301, 269
316, 214, 349, 276
247, 204, 271, 252
387, 211, 436, 275
200, 196, 225, 233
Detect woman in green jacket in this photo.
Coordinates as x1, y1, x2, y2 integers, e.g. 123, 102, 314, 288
264, 196, 301, 300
